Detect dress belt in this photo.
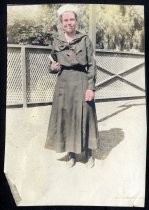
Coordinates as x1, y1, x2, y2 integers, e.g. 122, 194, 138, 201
61, 65, 86, 72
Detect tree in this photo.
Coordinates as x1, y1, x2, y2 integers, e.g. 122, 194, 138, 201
95, 5, 144, 52
7, 4, 144, 52
7, 4, 61, 45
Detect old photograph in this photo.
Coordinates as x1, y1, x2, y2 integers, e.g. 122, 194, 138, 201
5, 3, 146, 207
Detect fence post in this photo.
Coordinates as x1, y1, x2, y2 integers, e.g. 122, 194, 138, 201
88, 4, 96, 53
21, 46, 27, 108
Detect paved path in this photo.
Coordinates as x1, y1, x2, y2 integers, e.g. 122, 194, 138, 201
4, 99, 146, 207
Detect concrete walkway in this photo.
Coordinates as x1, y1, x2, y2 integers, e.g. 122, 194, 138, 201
4, 98, 146, 207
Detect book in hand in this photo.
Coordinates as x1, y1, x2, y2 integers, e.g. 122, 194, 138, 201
49, 53, 57, 63
48, 53, 61, 73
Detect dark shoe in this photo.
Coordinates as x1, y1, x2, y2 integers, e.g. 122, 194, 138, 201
86, 156, 95, 168
66, 152, 76, 168
85, 149, 95, 168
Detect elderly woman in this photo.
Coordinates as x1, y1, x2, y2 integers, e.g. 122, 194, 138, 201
45, 4, 99, 168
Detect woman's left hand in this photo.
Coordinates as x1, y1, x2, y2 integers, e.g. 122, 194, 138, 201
85, 89, 94, 101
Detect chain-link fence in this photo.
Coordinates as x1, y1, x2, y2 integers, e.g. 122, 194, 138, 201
7, 45, 145, 107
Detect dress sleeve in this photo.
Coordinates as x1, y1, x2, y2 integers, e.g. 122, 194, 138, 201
86, 36, 97, 91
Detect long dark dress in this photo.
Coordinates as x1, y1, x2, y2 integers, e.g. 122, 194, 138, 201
45, 31, 99, 154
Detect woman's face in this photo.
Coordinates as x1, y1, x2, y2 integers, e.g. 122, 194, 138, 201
61, 12, 77, 34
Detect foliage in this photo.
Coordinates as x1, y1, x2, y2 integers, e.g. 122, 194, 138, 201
95, 5, 144, 51
7, 4, 144, 52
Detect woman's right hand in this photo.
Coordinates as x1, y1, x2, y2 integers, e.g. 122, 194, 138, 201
51, 61, 61, 72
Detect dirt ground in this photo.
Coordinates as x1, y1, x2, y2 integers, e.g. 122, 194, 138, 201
4, 98, 147, 207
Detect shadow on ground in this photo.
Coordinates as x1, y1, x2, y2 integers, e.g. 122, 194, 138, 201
94, 128, 124, 160
58, 128, 124, 163
98, 103, 145, 122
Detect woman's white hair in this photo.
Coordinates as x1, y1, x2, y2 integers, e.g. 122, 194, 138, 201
57, 4, 79, 17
